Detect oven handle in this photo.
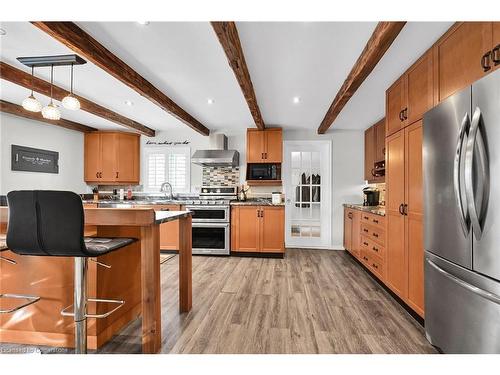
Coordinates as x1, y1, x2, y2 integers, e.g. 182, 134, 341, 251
185, 205, 230, 210
191, 223, 230, 228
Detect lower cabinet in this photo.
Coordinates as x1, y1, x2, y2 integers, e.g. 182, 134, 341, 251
343, 207, 361, 259
136, 205, 181, 251
231, 205, 285, 254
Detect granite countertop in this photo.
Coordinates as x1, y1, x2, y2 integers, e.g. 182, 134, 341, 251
343, 203, 386, 216
154, 210, 192, 224
231, 198, 284, 206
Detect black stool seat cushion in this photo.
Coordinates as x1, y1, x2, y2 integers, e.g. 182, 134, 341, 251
84, 237, 136, 256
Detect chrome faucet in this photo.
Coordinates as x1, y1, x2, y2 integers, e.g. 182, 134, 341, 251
160, 182, 173, 200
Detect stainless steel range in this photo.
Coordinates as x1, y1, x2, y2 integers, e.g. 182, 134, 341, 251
187, 186, 237, 255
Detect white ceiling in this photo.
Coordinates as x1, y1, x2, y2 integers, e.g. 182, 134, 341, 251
0, 21, 453, 135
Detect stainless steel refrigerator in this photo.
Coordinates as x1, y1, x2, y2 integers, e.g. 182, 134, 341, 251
423, 69, 500, 353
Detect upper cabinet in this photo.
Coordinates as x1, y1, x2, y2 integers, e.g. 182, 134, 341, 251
364, 118, 385, 183
84, 131, 140, 184
386, 50, 434, 137
246, 128, 283, 163
434, 22, 493, 101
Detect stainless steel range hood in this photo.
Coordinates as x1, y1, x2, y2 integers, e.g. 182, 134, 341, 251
191, 134, 239, 167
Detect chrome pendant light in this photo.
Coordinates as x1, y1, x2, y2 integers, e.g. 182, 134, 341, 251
22, 66, 42, 112
41, 65, 61, 120
62, 63, 80, 110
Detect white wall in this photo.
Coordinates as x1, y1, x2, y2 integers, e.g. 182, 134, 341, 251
140, 128, 248, 193
0, 113, 87, 194
283, 129, 365, 249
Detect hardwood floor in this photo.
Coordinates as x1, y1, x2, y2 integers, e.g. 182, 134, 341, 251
0, 249, 436, 354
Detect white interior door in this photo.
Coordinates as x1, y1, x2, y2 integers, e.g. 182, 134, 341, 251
284, 141, 331, 248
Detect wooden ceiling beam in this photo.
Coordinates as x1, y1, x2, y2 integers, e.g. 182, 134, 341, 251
0, 62, 155, 136
211, 22, 265, 130
317, 22, 406, 134
32, 21, 210, 136
1, 99, 97, 133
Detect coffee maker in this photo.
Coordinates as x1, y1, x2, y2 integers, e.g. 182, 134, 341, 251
363, 187, 380, 206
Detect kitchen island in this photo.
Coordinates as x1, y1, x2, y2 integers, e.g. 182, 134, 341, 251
0, 207, 192, 353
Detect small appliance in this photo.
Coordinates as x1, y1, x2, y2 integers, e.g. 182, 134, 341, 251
272, 192, 282, 205
246, 163, 281, 181
362, 187, 379, 206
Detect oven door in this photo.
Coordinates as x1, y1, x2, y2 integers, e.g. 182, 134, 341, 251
192, 223, 230, 255
185, 205, 229, 223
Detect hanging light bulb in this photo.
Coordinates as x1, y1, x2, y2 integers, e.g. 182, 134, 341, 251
62, 63, 80, 110
42, 65, 61, 120
22, 66, 42, 112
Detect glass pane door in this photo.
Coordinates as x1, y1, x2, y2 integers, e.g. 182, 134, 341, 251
284, 142, 331, 248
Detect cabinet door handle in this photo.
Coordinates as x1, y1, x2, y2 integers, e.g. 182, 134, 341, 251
265, 153, 267, 159
261, 153, 264, 160
260, 209, 264, 217
116, 172, 119, 178
399, 110, 404, 121
403, 108, 408, 120
399, 203, 404, 215
96, 172, 99, 178
493, 44, 500, 65
160, 208, 170, 211
481, 51, 492, 72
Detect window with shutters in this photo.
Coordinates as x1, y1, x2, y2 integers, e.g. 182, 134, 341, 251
144, 146, 190, 193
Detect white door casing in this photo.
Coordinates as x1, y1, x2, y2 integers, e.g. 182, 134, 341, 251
283, 141, 332, 248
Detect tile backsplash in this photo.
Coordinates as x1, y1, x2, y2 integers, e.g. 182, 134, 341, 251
202, 166, 240, 186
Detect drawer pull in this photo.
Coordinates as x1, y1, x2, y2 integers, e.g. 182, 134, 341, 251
372, 263, 378, 269
363, 242, 369, 246
363, 229, 369, 233
372, 246, 379, 252
373, 219, 379, 224
373, 233, 379, 238
363, 256, 368, 261
363, 216, 369, 220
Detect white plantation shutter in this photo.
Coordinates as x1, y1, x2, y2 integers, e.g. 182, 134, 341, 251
144, 147, 190, 192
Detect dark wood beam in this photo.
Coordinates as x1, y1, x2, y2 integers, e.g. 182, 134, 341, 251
0, 61, 155, 136
317, 22, 406, 134
32, 21, 210, 136
0, 99, 97, 133
211, 22, 265, 130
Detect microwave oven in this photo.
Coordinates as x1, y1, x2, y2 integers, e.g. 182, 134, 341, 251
246, 163, 281, 181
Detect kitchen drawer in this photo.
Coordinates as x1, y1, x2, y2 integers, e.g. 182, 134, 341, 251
360, 223, 385, 246
360, 212, 385, 229
360, 249, 385, 280
360, 235, 385, 259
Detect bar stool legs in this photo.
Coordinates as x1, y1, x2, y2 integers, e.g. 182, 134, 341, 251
74, 257, 88, 354
61, 257, 125, 354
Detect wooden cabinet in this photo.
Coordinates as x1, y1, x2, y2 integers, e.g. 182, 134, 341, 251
84, 132, 140, 184
343, 207, 353, 252
435, 22, 493, 101
405, 121, 424, 317
135, 204, 180, 251
386, 77, 406, 137
385, 121, 424, 317
364, 119, 385, 183
385, 129, 407, 299
246, 128, 282, 163
260, 206, 285, 252
231, 205, 284, 253
386, 50, 434, 137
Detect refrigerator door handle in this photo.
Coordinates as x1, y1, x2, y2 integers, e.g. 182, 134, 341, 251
465, 106, 490, 240
426, 258, 500, 305
454, 112, 471, 235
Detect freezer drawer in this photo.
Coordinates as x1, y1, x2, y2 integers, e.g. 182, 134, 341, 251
425, 251, 500, 353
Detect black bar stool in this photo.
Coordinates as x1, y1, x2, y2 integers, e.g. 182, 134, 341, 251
6, 190, 136, 354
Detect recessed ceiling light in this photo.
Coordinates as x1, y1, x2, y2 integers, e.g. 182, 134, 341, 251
207, 98, 215, 105
125, 100, 134, 106
0, 28, 6, 36
137, 21, 150, 26
293, 96, 301, 104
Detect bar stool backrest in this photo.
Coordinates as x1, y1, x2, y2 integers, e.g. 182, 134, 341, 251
6, 190, 88, 257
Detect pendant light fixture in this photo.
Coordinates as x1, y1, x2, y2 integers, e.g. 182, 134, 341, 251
21, 66, 42, 112
62, 63, 80, 110
41, 65, 61, 120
